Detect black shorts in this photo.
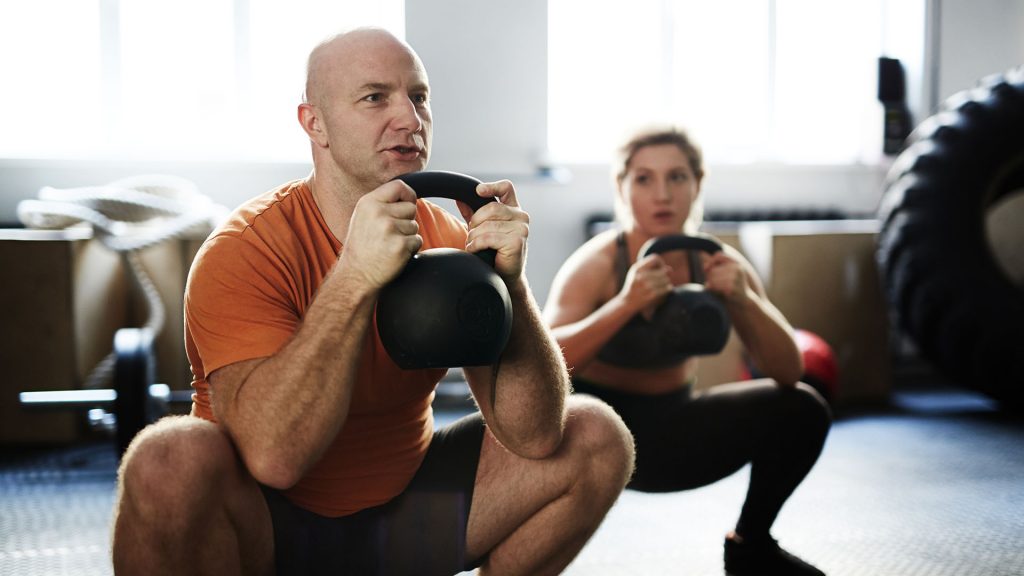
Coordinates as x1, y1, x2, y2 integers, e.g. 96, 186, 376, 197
260, 411, 486, 575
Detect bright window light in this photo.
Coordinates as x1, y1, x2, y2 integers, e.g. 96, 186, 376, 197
0, 1, 102, 159
0, 0, 403, 162
548, 0, 913, 166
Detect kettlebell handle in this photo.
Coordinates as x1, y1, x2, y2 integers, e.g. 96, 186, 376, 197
395, 170, 497, 267
640, 234, 723, 260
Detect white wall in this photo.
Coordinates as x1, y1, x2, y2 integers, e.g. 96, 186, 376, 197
2, 0, 1022, 305
406, 0, 548, 176
935, 0, 1024, 105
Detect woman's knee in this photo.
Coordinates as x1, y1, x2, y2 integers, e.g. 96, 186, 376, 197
564, 396, 636, 486
783, 382, 833, 439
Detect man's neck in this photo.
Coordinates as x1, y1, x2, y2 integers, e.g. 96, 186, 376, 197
307, 169, 364, 245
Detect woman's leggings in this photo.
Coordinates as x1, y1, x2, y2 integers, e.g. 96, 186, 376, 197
572, 378, 832, 542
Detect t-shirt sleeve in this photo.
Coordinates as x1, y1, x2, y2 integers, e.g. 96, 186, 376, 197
185, 232, 300, 377
418, 199, 471, 249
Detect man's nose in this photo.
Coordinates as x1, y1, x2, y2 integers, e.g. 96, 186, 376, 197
392, 97, 425, 132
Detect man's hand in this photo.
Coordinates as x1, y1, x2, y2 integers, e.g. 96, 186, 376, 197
456, 179, 530, 282
342, 180, 422, 291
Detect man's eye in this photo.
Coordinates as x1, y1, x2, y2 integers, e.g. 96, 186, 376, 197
670, 171, 689, 182
364, 93, 382, 103
412, 93, 429, 105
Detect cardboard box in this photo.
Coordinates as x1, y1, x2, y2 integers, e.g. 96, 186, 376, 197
0, 229, 202, 445
694, 222, 891, 406
763, 221, 890, 405
0, 229, 126, 444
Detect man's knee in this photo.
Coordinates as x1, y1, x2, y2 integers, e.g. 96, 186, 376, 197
564, 396, 636, 487
117, 415, 239, 509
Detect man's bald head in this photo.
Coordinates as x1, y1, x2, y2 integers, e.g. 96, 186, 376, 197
304, 27, 422, 107
296, 25, 432, 190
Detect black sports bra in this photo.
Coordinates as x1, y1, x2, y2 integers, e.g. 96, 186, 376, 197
595, 231, 705, 369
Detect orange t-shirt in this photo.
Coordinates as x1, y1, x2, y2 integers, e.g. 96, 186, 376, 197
184, 179, 467, 517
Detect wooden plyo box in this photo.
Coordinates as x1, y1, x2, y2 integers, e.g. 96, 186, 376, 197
695, 221, 891, 406
0, 229, 203, 445
0, 229, 126, 444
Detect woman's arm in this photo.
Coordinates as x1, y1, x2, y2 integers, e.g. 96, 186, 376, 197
705, 244, 804, 386
543, 235, 673, 374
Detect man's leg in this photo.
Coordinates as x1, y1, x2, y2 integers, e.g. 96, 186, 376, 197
111, 415, 274, 576
465, 395, 635, 575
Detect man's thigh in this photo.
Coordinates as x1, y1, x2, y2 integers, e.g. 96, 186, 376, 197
263, 412, 486, 575
464, 395, 624, 560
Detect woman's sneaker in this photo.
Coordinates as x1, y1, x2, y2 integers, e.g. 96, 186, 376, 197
723, 536, 825, 576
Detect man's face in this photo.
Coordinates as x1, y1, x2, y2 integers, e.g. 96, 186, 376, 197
315, 34, 432, 189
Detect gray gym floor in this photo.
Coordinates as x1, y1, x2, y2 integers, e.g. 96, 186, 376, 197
2, 379, 1023, 576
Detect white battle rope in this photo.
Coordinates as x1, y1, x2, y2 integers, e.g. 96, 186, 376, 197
17, 174, 228, 390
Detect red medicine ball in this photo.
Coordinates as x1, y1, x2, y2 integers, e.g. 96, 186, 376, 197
794, 329, 839, 402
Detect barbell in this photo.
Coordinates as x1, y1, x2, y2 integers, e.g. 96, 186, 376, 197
19, 327, 191, 455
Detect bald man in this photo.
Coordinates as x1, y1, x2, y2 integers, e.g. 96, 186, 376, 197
110, 27, 634, 575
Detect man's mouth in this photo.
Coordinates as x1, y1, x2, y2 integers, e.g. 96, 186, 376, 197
387, 144, 422, 157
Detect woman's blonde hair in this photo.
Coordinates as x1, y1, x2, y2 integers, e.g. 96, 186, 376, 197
612, 124, 706, 234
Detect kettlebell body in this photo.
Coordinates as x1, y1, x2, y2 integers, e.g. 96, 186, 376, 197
655, 283, 731, 357
596, 234, 731, 368
375, 171, 513, 369
644, 234, 731, 360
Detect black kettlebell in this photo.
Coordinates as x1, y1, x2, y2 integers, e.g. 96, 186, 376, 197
640, 234, 732, 358
375, 171, 513, 369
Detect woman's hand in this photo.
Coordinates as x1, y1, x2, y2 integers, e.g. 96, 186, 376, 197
622, 254, 674, 317
703, 251, 753, 308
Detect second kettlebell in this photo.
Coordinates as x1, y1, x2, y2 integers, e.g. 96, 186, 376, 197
639, 234, 732, 358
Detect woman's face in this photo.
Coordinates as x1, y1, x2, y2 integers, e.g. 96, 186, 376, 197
618, 143, 700, 237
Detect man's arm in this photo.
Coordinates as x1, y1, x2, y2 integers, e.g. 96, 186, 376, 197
457, 180, 570, 459
208, 268, 376, 489
464, 277, 570, 459
208, 182, 422, 489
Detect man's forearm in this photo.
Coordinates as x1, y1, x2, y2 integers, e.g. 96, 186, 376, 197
215, 266, 377, 487
485, 276, 570, 458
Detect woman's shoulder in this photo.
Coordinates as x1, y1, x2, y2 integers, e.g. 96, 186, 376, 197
569, 228, 620, 268
550, 228, 619, 289
547, 228, 623, 309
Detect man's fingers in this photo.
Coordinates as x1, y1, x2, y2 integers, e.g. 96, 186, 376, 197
475, 180, 518, 207
375, 179, 418, 203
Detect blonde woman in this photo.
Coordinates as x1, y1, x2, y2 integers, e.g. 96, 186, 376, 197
544, 125, 831, 576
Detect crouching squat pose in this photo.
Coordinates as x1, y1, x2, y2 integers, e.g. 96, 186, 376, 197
111, 27, 634, 576
543, 125, 831, 576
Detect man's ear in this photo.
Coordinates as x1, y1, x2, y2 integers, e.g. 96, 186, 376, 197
298, 103, 329, 148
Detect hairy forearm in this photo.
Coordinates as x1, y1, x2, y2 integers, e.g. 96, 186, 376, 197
216, 267, 376, 488
471, 277, 570, 458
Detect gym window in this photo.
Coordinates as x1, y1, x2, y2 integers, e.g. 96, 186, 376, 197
547, 0, 926, 166
0, 0, 404, 163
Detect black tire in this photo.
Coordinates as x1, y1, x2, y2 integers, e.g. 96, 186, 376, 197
876, 66, 1024, 408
